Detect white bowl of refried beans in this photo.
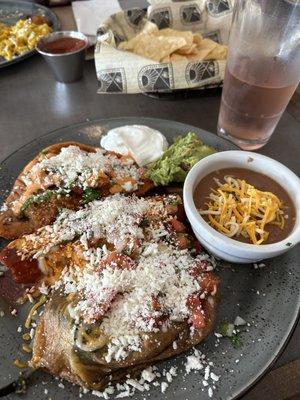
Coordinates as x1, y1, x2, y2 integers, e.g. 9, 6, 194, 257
183, 151, 300, 263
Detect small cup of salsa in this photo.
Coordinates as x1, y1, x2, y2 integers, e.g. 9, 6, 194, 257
183, 151, 300, 263
36, 31, 88, 83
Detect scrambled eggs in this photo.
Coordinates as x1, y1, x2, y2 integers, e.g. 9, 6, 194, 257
0, 19, 52, 61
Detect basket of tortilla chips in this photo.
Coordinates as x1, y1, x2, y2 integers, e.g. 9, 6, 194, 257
94, 0, 234, 94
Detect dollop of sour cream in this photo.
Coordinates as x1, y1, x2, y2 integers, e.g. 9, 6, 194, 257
100, 125, 168, 167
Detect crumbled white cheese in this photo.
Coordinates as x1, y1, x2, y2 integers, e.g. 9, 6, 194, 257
22, 195, 151, 257
90, 350, 219, 399
185, 355, 203, 374
234, 316, 246, 326
210, 372, 220, 382
204, 365, 210, 381
92, 390, 109, 399
12, 190, 219, 400
29, 328, 35, 339
141, 367, 157, 383
27, 145, 142, 191
126, 379, 145, 392
64, 246, 204, 358
161, 382, 168, 393
0, 203, 8, 211
36, 194, 217, 363
39, 282, 49, 295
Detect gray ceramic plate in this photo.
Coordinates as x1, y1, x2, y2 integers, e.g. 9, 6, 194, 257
0, 117, 299, 400
0, 0, 60, 68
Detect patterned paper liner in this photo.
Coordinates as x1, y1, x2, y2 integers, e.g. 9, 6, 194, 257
94, 0, 234, 94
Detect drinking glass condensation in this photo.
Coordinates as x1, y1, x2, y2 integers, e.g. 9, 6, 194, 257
217, 0, 300, 150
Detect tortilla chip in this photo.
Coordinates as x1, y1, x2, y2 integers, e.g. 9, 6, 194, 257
193, 33, 203, 45
118, 24, 227, 63
158, 28, 193, 44
192, 38, 217, 60
161, 55, 170, 62
177, 43, 198, 55
205, 44, 228, 60
118, 22, 159, 51
155, 28, 196, 55
133, 35, 187, 62
141, 21, 159, 36
170, 53, 187, 61
118, 32, 150, 51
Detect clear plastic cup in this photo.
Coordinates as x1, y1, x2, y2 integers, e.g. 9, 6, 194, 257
217, 0, 300, 150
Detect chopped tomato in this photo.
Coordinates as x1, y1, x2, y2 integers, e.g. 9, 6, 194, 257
95, 171, 110, 189
165, 204, 178, 215
166, 203, 185, 220
0, 246, 41, 284
170, 218, 187, 233
191, 308, 206, 329
201, 272, 220, 294
85, 289, 117, 323
189, 260, 209, 277
71, 186, 84, 195
193, 240, 203, 254
97, 289, 117, 315
109, 184, 122, 194
121, 238, 141, 258
88, 237, 105, 248
176, 204, 186, 222
99, 251, 136, 270
142, 295, 166, 329
186, 293, 201, 308
151, 294, 161, 312
115, 177, 136, 190
176, 235, 189, 249
135, 179, 154, 196
186, 293, 206, 329
175, 233, 192, 250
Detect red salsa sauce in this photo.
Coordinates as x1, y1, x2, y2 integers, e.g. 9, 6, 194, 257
0, 247, 40, 304
41, 37, 86, 54
0, 270, 29, 305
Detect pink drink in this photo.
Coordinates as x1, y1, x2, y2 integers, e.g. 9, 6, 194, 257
218, 65, 298, 150
217, 0, 300, 150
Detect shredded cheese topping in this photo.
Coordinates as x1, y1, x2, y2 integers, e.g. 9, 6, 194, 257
199, 176, 285, 245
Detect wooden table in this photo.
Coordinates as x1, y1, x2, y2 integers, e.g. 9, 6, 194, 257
0, 4, 299, 400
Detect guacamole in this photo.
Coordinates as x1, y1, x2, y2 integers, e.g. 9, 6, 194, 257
147, 132, 215, 186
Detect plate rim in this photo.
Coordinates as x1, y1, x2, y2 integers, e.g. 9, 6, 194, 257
0, 0, 60, 68
0, 116, 238, 165
0, 116, 299, 400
